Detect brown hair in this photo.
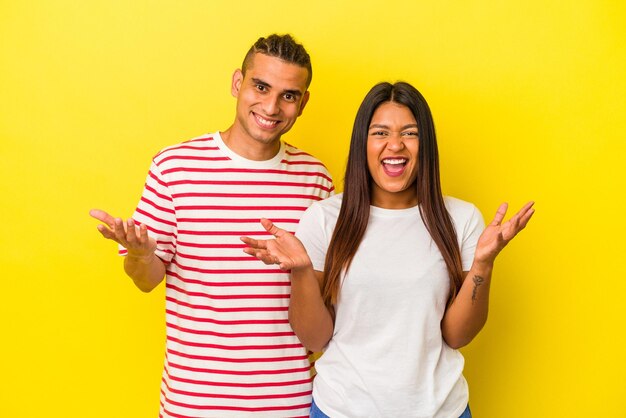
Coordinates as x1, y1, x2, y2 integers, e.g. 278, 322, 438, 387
242, 34, 312, 87
322, 82, 464, 312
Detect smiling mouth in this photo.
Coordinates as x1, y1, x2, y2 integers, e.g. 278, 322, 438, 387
254, 113, 280, 129
382, 158, 407, 176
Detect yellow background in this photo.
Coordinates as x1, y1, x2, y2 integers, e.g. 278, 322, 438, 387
2, 1, 624, 416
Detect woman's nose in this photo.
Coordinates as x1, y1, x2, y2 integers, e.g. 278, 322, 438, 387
386, 133, 405, 151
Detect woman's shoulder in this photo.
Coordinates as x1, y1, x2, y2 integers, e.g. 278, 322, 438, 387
307, 193, 343, 214
299, 194, 343, 231
444, 195, 475, 210
443, 196, 482, 222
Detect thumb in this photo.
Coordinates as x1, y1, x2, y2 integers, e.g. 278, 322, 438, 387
260, 218, 281, 236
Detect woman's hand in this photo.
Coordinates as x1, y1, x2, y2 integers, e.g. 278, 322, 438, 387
241, 218, 312, 271
473, 201, 535, 265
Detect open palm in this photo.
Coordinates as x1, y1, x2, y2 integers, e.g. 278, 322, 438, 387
89, 209, 157, 257
474, 201, 535, 265
241, 218, 312, 271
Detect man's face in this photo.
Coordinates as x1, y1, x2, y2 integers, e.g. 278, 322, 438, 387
231, 53, 310, 148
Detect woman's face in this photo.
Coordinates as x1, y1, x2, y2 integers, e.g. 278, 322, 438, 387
366, 101, 419, 209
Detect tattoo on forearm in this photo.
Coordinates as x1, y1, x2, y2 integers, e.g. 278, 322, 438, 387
471, 275, 485, 305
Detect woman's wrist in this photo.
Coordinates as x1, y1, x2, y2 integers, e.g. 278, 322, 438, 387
291, 261, 314, 275
470, 258, 494, 274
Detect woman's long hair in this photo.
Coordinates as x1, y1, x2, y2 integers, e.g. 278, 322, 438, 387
321, 82, 464, 311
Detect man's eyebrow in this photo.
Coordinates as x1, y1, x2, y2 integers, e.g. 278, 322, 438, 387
251, 78, 271, 88
283, 89, 303, 97
251, 78, 303, 96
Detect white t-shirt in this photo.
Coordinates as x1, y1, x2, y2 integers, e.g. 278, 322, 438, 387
296, 193, 484, 418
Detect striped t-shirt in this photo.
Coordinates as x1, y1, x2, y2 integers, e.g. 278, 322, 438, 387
127, 132, 334, 417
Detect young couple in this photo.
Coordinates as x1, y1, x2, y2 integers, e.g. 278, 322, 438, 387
92, 33, 534, 417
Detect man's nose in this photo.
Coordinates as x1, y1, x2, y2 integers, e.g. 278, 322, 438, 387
261, 94, 280, 116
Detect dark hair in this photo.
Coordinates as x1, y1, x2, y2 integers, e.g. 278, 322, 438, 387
322, 81, 464, 311
242, 34, 312, 87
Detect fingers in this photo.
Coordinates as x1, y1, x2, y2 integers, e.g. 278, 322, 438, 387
95, 223, 116, 240
509, 201, 535, 230
89, 209, 116, 228
500, 201, 536, 241
95, 214, 147, 248
125, 218, 142, 247
516, 201, 535, 230
260, 218, 282, 237
519, 200, 535, 213
240, 236, 267, 250
138, 222, 150, 243
241, 233, 285, 267
241, 246, 280, 266
112, 217, 128, 243
90, 209, 133, 244
491, 201, 535, 228
490, 202, 509, 226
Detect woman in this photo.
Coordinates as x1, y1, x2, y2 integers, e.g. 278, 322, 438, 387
241, 82, 534, 418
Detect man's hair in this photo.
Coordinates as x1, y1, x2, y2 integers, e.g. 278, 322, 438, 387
241, 34, 312, 87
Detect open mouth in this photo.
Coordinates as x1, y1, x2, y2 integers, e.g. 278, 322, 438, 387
254, 113, 280, 129
382, 158, 407, 176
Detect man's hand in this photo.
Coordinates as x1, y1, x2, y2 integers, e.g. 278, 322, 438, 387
90, 209, 164, 291
89, 209, 157, 259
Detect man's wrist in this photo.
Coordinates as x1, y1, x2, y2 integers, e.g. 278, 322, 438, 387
126, 251, 155, 264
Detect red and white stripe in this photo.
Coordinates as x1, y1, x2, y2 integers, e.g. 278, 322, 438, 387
127, 133, 333, 417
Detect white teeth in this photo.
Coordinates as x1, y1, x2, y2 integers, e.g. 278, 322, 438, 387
256, 115, 278, 127
382, 158, 406, 165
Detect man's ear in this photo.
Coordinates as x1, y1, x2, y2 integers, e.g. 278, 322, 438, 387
298, 91, 310, 116
231, 69, 243, 97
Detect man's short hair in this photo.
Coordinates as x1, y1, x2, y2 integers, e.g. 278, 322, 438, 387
242, 34, 313, 87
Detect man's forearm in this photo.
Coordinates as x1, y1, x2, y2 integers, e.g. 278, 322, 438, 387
124, 253, 166, 292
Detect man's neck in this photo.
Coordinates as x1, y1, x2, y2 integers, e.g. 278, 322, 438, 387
220, 126, 281, 161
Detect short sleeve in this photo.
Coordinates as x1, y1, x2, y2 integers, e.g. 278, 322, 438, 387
459, 205, 485, 271
119, 160, 177, 264
295, 202, 329, 272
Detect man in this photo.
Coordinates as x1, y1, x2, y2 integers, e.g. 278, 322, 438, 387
90, 34, 334, 417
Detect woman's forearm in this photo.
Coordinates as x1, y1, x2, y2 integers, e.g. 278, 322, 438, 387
289, 266, 334, 352
441, 261, 493, 349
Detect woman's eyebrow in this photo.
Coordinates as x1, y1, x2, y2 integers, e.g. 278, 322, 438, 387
368, 124, 389, 129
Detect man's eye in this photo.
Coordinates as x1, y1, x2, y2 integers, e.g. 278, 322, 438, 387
284, 93, 295, 101
256, 85, 267, 92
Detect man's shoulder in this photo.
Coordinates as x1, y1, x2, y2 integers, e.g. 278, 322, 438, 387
153, 133, 219, 161
282, 142, 333, 180
283, 142, 326, 164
